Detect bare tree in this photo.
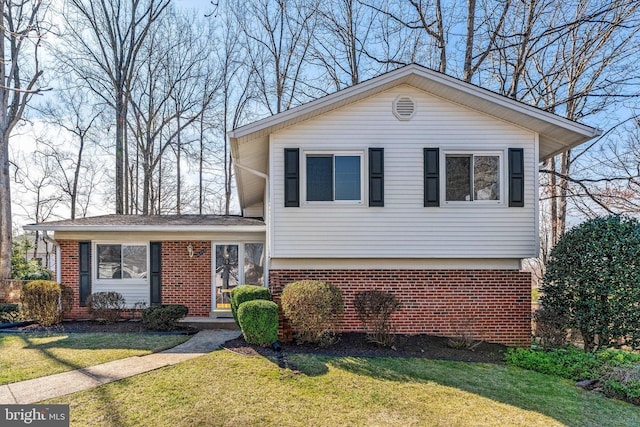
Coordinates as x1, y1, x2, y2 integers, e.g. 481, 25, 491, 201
127, 8, 212, 215
61, 0, 170, 215
0, 0, 47, 279
39, 84, 103, 219
237, 0, 319, 114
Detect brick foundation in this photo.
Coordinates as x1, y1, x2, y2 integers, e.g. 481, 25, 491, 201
269, 269, 532, 347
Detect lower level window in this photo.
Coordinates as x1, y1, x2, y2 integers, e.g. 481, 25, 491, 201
446, 154, 500, 202
306, 154, 361, 201
97, 244, 147, 279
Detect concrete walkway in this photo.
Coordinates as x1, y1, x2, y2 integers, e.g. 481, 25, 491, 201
0, 330, 240, 404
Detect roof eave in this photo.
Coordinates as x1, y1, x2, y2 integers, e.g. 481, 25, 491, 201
22, 224, 266, 233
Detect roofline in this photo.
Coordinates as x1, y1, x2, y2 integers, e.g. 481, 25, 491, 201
22, 224, 266, 233
228, 64, 600, 140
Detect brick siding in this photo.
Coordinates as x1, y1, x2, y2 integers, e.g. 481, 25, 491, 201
59, 240, 89, 318
160, 241, 212, 316
269, 269, 532, 347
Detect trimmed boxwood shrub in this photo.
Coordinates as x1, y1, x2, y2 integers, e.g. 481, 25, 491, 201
280, 280, 344, 346
230, 285, 271, 325
142, 304, 189, 331
237, 300, 278, 346
86, 291, 126, 323
21, 280, 63, 326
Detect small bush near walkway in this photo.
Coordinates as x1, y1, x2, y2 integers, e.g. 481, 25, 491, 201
238, 300, 278, 346
142, 304, 189, 331
230, 285, 271, 325
506, 347, 640, 405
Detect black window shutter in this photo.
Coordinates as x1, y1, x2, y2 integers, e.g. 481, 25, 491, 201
369, 148, 384, 207
509, 148, 524, 207
78, 242, 91, 307
150, 242, 162, 306
424, 148, 440, 207
284, 148, 299, 207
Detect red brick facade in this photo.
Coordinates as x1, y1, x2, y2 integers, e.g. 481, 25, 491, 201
59, 240, 89, 319
269, 269, 532, 347
58, 239, 531, 346
160, 241, 212, 316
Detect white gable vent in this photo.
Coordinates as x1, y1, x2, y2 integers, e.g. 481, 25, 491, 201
393, 96, 416, 120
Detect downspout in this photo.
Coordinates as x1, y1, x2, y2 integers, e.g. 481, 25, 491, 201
234, 162, 270, 290
43, 231, 61, 283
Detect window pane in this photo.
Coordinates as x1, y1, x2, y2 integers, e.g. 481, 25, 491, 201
244, 243, 264, 286
335, 156, 361, 200
307, 156, 333, 201
215, 245, 239, 309
97, 244, 121, 279
122, 245, 147, 279
474, 156, 500, 200
446, 156, 471, 201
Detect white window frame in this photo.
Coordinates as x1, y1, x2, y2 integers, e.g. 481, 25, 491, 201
441, 150, 505, 205
92, 241, 150, 286
302, 150, 365, 205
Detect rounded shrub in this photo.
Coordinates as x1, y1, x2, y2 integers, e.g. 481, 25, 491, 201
542, 215, 640, 352
230, 285, 271, 325
21, 280, 63, 326
142, 304, 189, 331
237, 299, 279, 346
86, 291, 126, 323
280, 280, 344, 346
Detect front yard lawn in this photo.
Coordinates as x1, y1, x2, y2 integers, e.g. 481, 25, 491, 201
0, 333, 189, 385
46, 350, 640, 426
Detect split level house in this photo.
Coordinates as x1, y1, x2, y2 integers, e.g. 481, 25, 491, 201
25, 64, 601, 346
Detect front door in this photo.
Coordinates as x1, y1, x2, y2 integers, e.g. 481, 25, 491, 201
213, 244, 239, 310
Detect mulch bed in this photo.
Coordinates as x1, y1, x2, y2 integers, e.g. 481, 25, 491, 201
0, 320, 197, 334
222, 332, 508, 364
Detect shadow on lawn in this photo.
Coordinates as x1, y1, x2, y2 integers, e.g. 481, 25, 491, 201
286, 354, 638, 427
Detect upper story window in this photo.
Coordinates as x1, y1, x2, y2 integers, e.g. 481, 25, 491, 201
96, 244, 147, 280
445, 153, 501, 202
306, 153, 362, 202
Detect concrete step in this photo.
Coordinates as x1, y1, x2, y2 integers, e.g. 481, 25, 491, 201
178, 316, 239, 330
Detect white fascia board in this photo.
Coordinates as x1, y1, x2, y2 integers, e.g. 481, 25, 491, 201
410, 67, 601, 138
22, 224, 266, 233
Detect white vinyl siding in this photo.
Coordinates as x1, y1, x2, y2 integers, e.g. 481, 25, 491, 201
270, 85, 538, 259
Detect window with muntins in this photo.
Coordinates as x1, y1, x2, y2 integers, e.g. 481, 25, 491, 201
306, 154, 361, 201
445, 154, 501, 202
96, 244, 147, 280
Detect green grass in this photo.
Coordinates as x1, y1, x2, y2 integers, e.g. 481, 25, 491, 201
44, 350, 640, 427
0, 333, 189, 385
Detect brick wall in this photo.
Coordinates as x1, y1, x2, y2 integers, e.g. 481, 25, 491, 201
59, 240, 89, 319
269, 269, 532, 347
161, 241, 212, 316
59, 240, 213, 319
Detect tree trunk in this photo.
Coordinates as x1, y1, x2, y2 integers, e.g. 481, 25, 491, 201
176, 115, 181, 215
0, 135, 12, 279
115, 92, 125, 214
462, 0, 476, 82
